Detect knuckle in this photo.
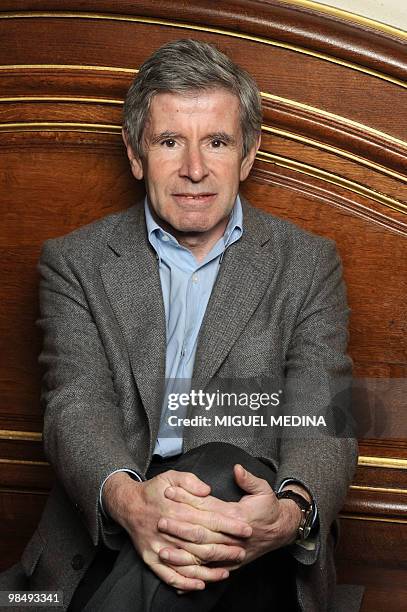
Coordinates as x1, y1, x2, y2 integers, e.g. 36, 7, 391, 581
205, 544, 216, 562
195, 496, 205, 508
209, 513, 220, 531
185, 475, 198, 489
179, 577, 190, 590
230, 508, 244, 521
194, 527, 206, 544
226, 504, 243, 520
189, 566, 199, 578
165, 508, 176, 521
197, 527, 205, 544
167, 575, 177, 587
181, 472, 193, 485
151, 541, 162, 555
212, 568, 224, 580
229, 509, 242, 520
210, 517, 220, 531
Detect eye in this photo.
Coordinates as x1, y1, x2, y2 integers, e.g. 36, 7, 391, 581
161, 139, 176, 148
211, 139, 226, 148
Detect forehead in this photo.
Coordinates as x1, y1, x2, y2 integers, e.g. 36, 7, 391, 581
147, 89, 241, 130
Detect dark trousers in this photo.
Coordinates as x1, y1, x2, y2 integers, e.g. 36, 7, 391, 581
69, 442, 299, 612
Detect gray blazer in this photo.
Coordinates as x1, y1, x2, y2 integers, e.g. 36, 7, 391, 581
17, 199, 361, 611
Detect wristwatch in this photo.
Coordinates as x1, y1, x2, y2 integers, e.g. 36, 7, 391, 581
276, 489, 314, 541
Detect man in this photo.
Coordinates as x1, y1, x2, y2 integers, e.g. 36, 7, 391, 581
7, 39, 360, 611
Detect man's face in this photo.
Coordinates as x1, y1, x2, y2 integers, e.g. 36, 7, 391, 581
124, 89, 259, 237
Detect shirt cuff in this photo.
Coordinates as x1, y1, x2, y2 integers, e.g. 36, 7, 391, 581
99, 468, 143, 520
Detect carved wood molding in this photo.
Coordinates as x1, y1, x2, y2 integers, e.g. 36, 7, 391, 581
343, 487, 407, 523
262, 99, 407, 179
251, 161, 407, 223
0, 0, 406, 84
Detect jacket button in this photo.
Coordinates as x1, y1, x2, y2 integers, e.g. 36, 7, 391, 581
71, 554, 84, 570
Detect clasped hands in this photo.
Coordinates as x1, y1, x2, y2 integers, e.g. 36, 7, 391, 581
103, 465, 303, 593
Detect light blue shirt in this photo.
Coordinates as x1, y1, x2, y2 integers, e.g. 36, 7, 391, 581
145, 196, 243, 457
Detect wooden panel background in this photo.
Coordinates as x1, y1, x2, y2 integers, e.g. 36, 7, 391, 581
0, 1, 406, 609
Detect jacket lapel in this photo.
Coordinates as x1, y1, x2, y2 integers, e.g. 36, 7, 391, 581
193, 200, 276, 388
100, 204, 166, 441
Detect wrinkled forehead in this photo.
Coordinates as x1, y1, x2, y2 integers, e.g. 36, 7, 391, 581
144, 88, 242, 135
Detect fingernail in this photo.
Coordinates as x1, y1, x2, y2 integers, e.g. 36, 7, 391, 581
243, 526, 251, 537
222, 570, 229, 579
238, 551, 245, 562
166, 487, 175, 497
160, 550, 169, 560
197, 582, 205, 590
159, 518, 167, 530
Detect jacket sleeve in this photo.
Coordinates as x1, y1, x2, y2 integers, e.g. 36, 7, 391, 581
274, 238, 358, 565
37, 238, 144, 546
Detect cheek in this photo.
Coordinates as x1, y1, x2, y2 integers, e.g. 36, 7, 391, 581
222, 165, 243, 195
148, 161, 177, 189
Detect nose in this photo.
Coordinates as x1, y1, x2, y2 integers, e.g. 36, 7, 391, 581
179, 144, 209, 182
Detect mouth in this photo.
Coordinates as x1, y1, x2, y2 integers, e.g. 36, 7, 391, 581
172, 193, 216, 204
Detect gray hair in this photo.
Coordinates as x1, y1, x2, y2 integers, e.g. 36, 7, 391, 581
123, 39, 262, 158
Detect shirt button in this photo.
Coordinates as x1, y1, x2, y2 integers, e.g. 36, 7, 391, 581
192, 273, 199, 283
71, 554, 85, 570
162, 235, 169, 242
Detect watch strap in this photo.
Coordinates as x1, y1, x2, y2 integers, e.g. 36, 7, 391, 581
276, 489, 311, 510
276, 489, 313, 540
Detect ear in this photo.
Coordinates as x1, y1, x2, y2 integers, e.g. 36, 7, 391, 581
122, 128, 144, 180
239, 133, 261, 182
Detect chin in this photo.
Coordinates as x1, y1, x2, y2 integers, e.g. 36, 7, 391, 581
171, 215, 214, 234
175, 222, 211, 234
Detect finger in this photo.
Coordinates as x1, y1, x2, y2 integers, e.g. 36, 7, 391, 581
165, 470, 211, 497
158, 517, 246, 546
165, 487, 223, 510
233, 464, 272, 495
159, 546, 199, 566
162, 504, 252, 538
165, 487, 232, 516
151, 562, 205, 591
158, 534, 245, 570
160, 546, 238, 577
167, 563, 229, 582
176, 540, 246, 565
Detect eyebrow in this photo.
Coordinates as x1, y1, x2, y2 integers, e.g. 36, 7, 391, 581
207, 132, 236, 145
149, 131, 180, 145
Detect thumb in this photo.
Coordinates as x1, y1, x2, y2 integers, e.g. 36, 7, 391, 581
234, 464, 271, 495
